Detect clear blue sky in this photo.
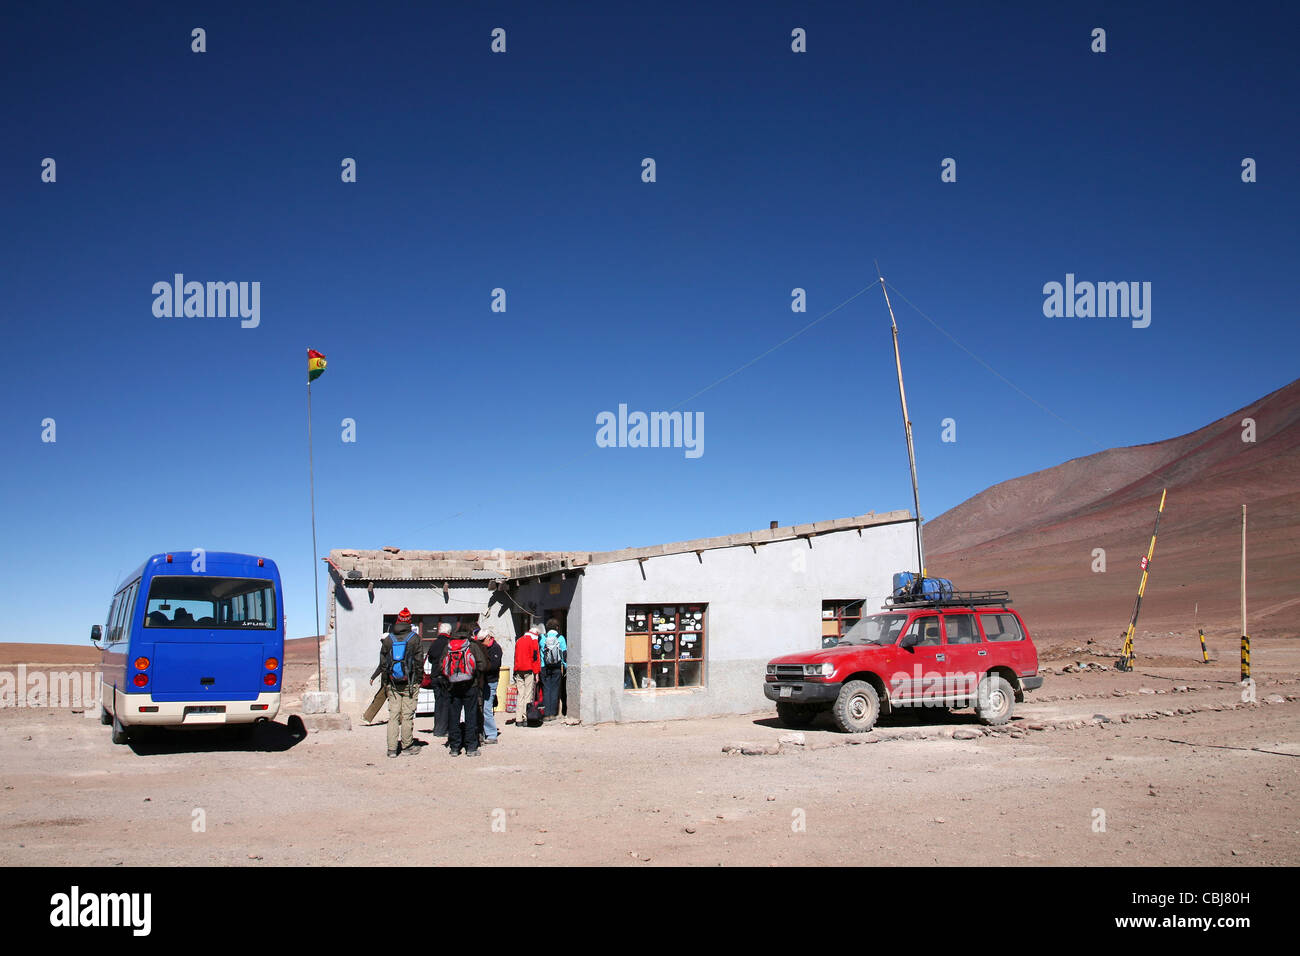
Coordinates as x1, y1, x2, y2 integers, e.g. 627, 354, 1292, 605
2, 1, 1297, 643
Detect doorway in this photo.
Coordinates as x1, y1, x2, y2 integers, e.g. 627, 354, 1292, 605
542, 608, 570, 716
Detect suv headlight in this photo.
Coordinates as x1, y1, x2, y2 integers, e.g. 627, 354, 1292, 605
821, 662, 834, 678
766, 665, 775, 675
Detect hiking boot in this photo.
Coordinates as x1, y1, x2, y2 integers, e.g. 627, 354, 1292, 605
466, 750, 480, 757
386, 750, 398, 758
483, 737, 499, 744
448, 748, 461, 756
404, 745, 422, 756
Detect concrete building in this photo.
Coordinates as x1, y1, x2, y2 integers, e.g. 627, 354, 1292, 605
321, 511, 918, 723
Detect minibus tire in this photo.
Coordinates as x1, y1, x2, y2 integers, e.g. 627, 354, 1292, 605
111, 711, 131, 745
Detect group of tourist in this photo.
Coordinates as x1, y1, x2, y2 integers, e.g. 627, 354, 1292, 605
370, 609, 568, 758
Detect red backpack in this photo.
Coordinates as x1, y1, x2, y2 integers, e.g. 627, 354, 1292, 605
442, 639, 477, 684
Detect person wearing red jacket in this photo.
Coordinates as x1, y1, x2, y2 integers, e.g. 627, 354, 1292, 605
512, 624, 541, 727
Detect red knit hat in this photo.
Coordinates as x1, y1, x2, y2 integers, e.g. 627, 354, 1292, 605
397, 608, 411, 623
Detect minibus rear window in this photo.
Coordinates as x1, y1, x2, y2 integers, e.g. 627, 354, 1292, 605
144, 576, 276, 629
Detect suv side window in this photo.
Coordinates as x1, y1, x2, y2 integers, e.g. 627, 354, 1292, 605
944, 613, 979, 644
904, 615, 942, 646
980, 612, 1024, 642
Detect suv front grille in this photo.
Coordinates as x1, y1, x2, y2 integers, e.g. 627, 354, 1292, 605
773, 665, 805, 679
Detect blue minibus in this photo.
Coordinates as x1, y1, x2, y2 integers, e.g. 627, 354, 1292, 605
92, 551, 285, 744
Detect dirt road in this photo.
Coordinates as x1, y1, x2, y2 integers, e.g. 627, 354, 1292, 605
2, 638, 1296, 867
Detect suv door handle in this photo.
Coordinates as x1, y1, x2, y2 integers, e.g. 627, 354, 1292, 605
935, 653, 945, 662
977, 650, 988, 657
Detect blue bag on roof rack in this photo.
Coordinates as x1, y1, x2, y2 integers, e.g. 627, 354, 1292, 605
892, 572, 954, 601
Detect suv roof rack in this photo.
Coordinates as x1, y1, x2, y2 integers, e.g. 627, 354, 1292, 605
884, 589, 1013, 609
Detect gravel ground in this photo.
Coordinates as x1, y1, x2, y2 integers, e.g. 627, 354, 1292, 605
2, 637, 1296, 867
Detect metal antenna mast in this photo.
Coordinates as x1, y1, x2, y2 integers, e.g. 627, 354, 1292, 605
877, 266, 925, 578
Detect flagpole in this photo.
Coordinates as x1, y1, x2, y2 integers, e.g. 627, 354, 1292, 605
308, 375, 322, 694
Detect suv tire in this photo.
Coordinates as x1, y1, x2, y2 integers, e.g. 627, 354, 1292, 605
976, 674, 1015, 725
776, 702, 817, 728
832, 680, 880, 733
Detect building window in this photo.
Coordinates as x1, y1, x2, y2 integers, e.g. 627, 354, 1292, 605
624, 604, 705, 689
821, 600, 864, 647
382, 613, 478, 642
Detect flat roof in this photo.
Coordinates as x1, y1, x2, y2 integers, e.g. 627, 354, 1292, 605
328, 511, 914, 584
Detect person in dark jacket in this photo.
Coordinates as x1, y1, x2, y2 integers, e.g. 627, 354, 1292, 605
428, 622, 453, 738
476, 627, 505, 744
370, 608, 426, 757
441, 623, 488, 756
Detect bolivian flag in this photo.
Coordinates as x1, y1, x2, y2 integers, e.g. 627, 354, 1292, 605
308, 349, 327, 382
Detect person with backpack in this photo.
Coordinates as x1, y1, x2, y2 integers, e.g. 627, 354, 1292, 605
476, 626, 504, 744
440, 622, 487, 756
511, 623, 541, 728
369, 608, 426, 758
539, 618, 567, 722
428, 622, 453, 738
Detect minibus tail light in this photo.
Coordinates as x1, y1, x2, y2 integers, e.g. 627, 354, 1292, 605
133, 673, 148, 688
165, 554, 173, 563
263, 673, 277, 686
264, 657, 279, 670
134, 657, 150, 671
257, 558, 264, 566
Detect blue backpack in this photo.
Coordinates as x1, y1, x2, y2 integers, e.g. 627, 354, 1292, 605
390, 637, 409, 682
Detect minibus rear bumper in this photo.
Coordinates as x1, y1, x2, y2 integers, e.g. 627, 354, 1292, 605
115, 689, 281, 726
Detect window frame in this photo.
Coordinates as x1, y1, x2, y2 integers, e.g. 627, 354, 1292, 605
822, 599, 865, 647
978, 611, 1025, 643
904, 613, 943, 647
142, 576, 277, 629
942, 611, 980, 645
624, 603, 706, 690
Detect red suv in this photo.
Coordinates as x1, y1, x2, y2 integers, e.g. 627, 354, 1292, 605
764, 593, 1042, 732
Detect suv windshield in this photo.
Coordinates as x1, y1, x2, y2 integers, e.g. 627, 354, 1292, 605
838, 613, 908, 646
144, 576, 276, 629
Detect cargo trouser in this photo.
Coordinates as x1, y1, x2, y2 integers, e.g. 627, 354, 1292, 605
386, 681, 419, 752
512, 671, 536, 724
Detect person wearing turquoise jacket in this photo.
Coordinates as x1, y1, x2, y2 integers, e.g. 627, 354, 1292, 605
539, 618, 567, 721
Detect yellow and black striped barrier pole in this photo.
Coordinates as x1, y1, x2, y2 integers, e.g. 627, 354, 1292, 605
1240, 504, 1250, 684
1117, 488, 1167, 672
1198, 628, 1209, 663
